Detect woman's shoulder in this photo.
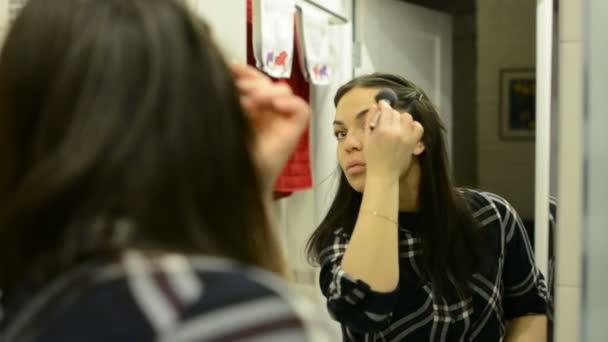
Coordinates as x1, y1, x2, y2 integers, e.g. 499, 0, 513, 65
156, 255, 337, 341
457, 188, 519, 227
458, 188, 517, 212
2, 253, 337, 342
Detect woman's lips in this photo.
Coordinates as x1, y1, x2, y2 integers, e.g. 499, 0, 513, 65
346, 163, 366, 175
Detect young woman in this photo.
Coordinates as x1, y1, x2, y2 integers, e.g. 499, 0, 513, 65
0, 0, 336, 340
307, 73, 550, 341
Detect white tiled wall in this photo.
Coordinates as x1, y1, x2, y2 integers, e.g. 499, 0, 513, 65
554, 0, 584, 340
579, 0, 608, 338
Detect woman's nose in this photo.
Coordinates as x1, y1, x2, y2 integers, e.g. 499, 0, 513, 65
343, 131, 363, 152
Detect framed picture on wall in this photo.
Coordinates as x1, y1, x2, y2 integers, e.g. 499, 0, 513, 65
499, 68, 536, 140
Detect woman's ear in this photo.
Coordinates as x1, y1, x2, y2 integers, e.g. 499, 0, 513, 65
413, 141, 425, 156
410, 120, 425, 156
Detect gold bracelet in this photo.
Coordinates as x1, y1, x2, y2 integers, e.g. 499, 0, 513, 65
365, 210, 398, 224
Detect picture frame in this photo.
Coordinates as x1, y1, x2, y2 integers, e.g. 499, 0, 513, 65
499, 68, 536, 140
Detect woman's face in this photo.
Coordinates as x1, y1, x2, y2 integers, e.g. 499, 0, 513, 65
334, 88, 425, 192
334, 87, 416, 193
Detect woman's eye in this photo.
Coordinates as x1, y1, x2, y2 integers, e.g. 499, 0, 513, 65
334, 130, 347, 140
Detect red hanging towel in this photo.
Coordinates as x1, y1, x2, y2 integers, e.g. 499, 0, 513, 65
246, 0, 312, 198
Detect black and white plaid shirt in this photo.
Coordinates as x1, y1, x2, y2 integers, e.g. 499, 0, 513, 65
318, 189, 551, 341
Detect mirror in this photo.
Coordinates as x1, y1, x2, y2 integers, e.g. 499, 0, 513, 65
279, 0, 559, 340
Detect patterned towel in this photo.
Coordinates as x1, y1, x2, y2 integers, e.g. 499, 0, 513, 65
252, 0, 295, 78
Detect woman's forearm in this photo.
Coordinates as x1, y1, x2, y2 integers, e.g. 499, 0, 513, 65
341, 177, 400, 292
505, 315, 547, 342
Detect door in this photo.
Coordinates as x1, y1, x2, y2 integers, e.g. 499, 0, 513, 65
355, 0, 453, 153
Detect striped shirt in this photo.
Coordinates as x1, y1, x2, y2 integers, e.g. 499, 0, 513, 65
1, 252, 338, 341
318, 189, 551, 341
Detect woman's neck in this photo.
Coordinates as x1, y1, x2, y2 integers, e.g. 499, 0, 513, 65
398, 161, 421, 212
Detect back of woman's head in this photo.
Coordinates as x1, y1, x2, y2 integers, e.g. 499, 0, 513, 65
0, 0, 284, 294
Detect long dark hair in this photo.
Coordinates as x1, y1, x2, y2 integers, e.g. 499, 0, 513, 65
307, 73, 488, 300
0, 0, 286, 297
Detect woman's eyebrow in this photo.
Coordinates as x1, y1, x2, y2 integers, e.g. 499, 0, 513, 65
333, 108, 369, 126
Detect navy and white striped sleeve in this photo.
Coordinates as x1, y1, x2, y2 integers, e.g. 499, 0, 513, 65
318, 229, 399, 333
5, 254, 339, 342
491, 195, 551, 320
